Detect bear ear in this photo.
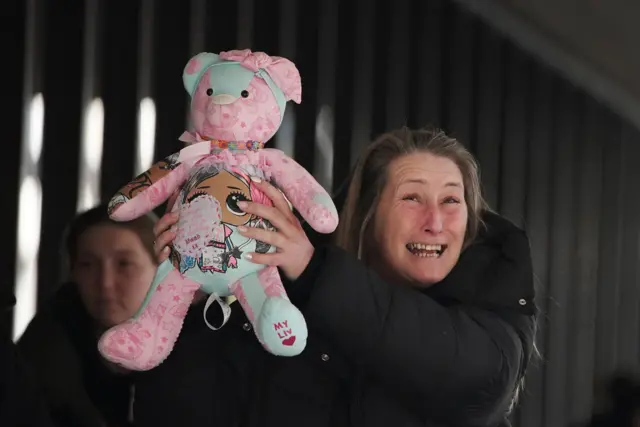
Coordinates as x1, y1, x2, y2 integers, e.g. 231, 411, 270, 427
265, 57, 302, 104
183, 52, 222, 96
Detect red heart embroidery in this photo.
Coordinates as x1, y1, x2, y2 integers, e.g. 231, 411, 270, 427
282, 336, 296, 346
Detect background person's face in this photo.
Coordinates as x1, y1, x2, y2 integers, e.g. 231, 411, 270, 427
372, 152, 468, 287
72, 224, 157, 328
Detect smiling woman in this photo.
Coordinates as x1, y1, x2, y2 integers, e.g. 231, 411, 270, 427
337, 127, 487, 256
370, 152, 468, 286
336, 128, 490, 291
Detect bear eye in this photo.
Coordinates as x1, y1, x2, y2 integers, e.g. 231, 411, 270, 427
206, 88, 213, 96
241, 90, 249, 98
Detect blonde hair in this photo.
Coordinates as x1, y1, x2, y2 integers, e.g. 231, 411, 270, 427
335, 126, 489, 260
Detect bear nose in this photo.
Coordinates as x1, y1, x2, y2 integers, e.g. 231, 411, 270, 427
212, 94, 236, 105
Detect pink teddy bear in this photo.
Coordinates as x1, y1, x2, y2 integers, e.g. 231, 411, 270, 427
97, 49, 339, 371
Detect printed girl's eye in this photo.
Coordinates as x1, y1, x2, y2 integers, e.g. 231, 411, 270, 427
186, 190, 207, 204
226, 191, 250, 216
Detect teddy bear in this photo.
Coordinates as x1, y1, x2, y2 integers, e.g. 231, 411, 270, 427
97, 49, 339, 371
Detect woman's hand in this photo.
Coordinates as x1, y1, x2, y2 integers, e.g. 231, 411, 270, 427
237, 178, 314, 281
152, 211, 209, 304
153, 211, 179, 262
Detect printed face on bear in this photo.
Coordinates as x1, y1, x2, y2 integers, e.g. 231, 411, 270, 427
190, 68, 282, 143
183, 168, 253, 226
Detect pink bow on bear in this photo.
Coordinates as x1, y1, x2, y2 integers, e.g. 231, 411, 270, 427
220, 49, 302, 104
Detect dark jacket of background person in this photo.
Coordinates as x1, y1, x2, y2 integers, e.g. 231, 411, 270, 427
17, 283, 247, 427
18, 284, 133, 427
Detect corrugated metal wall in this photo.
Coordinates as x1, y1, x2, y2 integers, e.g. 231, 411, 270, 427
3, 0, 640, 426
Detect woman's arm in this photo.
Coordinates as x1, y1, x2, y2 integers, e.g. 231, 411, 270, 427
286, 227, 536, 419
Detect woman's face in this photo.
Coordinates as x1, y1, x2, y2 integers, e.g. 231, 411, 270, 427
72, 224, 157, 328
372, 152, 468, 288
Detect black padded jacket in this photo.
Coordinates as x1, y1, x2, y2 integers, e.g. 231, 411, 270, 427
234, 211, 538, 427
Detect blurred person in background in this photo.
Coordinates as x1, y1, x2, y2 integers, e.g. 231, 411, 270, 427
17, 204, 159, 427
17, 203, 248, 427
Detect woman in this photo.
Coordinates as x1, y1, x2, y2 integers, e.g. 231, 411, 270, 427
17, 205, 235, 426
152, 127, 537, 426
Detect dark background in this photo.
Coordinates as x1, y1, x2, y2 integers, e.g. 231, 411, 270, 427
3, 1, 639, 426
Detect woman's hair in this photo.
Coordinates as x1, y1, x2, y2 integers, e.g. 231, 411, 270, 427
335, 126, 489, 259
62, 204, 158, 269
